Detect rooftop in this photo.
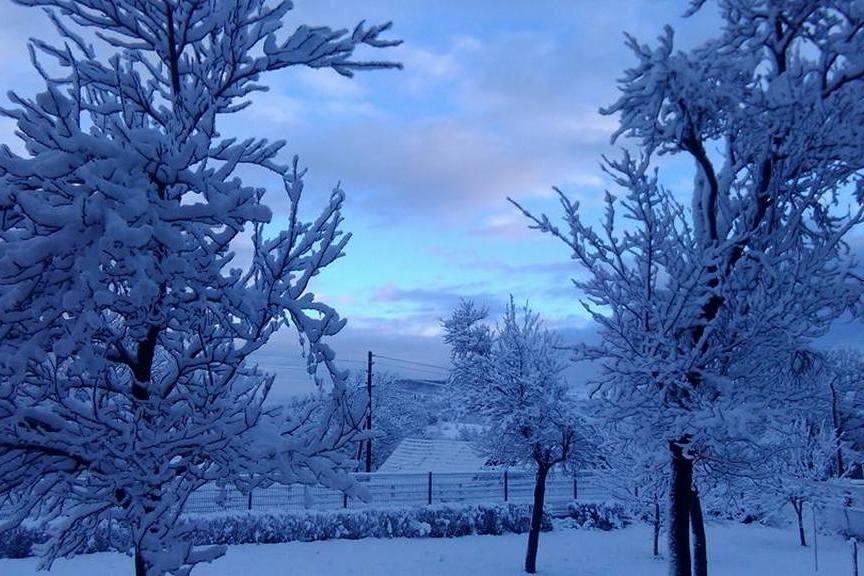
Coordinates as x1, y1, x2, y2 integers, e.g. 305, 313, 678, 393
377, 437, 489, 474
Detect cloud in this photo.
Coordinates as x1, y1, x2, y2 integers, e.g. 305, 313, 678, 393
467, 259, 575, 275
246, 92, 306, 126
250, 113, 610, 227
218, 17, 635, 226
0, 118, 24, 155
372, 283, 498, 307
469, 212, 536, 239
293, 66, 367, 100
0, 3, 50, 62
394, 40, 471, 93
204, 1, 726, 237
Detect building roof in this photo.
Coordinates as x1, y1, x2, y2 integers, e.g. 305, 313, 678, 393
377, 437, 489, 474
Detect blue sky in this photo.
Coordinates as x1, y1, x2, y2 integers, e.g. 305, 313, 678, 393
236, 0, 721, 393
1, 1, 860, 399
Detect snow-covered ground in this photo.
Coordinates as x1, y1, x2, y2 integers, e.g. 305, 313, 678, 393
0, 522, 852, 576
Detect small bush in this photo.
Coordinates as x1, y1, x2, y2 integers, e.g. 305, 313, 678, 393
0, 526, 44, 559
563, 502, 629, 531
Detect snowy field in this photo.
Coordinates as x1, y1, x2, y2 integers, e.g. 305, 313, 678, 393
0, 522, 851, 576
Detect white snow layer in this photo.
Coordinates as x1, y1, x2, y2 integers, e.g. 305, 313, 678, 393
0, 521, 854, 575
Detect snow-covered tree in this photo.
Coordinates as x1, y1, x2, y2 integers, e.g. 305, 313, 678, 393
823, 349, 864, 478
442, 300, 493, 404
512, 2, 864, 574
734, 351, 863, 546
443, 298, 585, 574
682, 351, 858, 546
0, 2, 399, 574
601, 427, 668, 557
761, 417, 836, 547
345, 372, 441, 470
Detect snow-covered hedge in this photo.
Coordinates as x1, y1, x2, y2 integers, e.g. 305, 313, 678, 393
563, 502, 630, 531
0, 526, 40, 559
0, 521, 117, 559
1, 502, 629, 558
187, 503, 551, 546
0, 503, 551, 558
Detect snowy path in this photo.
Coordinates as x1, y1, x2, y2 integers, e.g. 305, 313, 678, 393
0, 522, 851, 575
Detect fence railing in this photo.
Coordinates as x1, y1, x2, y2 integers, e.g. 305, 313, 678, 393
184, 470, 606, 516
822, 480, 864, 537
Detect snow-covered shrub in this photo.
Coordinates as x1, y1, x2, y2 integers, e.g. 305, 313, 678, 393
0, 504, 551, 558
186, 504, 551, 546
0, 519, 122, 559
564, 502, 629, 531
0, 526, 42, 559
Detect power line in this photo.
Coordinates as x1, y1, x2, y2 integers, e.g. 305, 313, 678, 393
337, 358, 370, 366
266, 359, 364, 370
266, 355, 450, 382
264, 365, 312, 373
372, 354, 450, 371
371, 361, 448, 377
404, 378, 447, 387
266, 355, 449, 372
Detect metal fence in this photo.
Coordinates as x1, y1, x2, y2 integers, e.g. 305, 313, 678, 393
822, 480, 864, 537
185, 470, 606, 516
823, 505, 864, 537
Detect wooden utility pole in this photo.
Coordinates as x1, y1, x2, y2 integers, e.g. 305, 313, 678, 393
365, 350, 373, 473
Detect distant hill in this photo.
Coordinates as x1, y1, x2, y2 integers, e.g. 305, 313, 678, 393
390, 378, 446, 398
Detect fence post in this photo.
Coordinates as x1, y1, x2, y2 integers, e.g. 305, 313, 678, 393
504, 470, 509, 502
813, 504, 819, 573
573, 474, 578, 501
427, 472, 433, 505
247, 490, 253, 511
343, 493, 348, 509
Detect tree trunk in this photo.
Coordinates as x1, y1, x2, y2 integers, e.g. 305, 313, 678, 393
792, 498, 807, 547
668, 440, 693, 576
654, 498, 662, 558
524, 464, 549, 574
135, 545, 148, 576
690, 487, 707, 576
